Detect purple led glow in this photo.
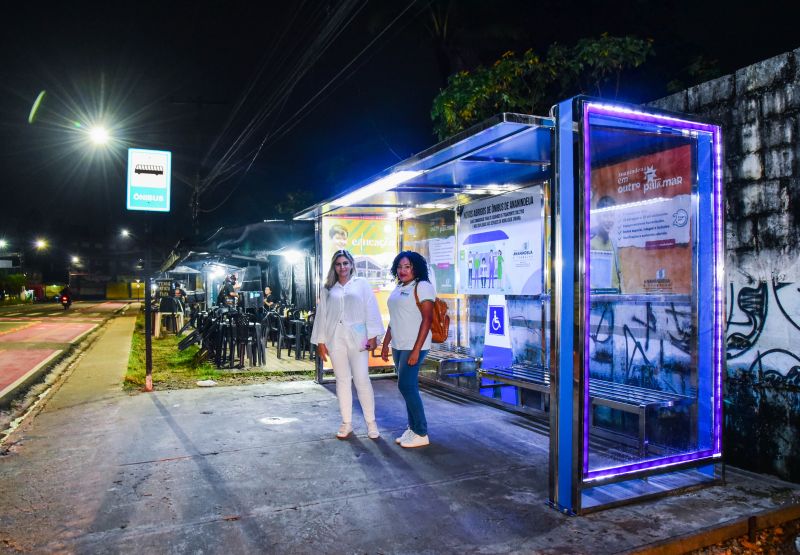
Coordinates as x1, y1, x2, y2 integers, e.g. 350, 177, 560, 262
581, 101, 723, 482
584, 451, 722, 484
582, 103, 592, 476
713, 127, 724, 455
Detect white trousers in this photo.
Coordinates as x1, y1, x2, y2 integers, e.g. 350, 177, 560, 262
328, 324, 376, 424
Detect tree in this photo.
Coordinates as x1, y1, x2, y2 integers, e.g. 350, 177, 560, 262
0, 273, 26, 301
431, 34, 654, 140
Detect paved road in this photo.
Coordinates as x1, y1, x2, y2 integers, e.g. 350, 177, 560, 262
0, 300, 131, 405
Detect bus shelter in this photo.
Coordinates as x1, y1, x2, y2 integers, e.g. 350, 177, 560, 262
295, 97, 724, 514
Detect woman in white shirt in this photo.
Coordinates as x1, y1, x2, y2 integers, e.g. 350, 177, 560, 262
380, 251, 435, 448
310, 250, 385, 440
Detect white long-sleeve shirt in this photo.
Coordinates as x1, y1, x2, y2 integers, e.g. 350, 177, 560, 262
310, 276, 384, 346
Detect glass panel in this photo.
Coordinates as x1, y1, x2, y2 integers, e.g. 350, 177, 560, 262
582, 105, 721, 480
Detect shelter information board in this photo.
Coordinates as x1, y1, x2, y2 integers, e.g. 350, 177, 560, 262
401, 211, 456, 294
126, 148, 171, 212
457, 186, 543, 295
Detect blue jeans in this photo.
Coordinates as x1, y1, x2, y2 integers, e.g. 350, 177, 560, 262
393, 349, 429, 436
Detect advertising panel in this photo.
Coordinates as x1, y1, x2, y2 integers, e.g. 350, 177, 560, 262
320, 216, 398, 369
321, 217, 398, 291
401, 211, 456, 294
457, 186, 543, 296
589, 144, 693, 294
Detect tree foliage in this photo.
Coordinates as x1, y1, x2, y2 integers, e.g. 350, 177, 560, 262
431, 34, 654, 140
0, 273, 26, 300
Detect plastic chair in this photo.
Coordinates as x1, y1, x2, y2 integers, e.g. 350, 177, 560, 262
276, 315, 297, 359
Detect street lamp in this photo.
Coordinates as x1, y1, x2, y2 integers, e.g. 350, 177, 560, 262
34, 238, 48, 250
71, 256, 80, 264
0, 239, 7, 249
121, 229, 131, 238
89, 126, 110, 145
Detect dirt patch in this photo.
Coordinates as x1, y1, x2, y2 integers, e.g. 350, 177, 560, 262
691, 518, 800, 554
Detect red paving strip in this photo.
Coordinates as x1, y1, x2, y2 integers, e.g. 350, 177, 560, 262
0, 322, 96, 344
0, 348, 62, 395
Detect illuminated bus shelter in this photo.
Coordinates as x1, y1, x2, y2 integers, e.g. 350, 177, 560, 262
295, 97, 724, 514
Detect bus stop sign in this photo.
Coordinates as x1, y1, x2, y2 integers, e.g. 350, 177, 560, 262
126, 148, 171, 212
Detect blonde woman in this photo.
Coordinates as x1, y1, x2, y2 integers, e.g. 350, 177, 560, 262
310, 250, 384, 439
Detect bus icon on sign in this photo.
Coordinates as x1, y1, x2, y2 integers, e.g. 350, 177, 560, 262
488, 305, 504, 335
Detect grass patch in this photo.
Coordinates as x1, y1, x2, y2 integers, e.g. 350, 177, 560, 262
125, 312, 314, 391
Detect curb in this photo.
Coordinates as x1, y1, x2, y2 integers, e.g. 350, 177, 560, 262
626, 502, 800, 554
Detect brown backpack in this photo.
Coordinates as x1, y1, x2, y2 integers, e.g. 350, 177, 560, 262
414, 282, 450, 344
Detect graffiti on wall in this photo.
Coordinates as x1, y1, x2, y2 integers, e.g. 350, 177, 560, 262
725, 275, 800, 480
727, 277, 800, 386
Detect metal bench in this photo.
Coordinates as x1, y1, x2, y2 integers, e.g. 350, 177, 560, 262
425, 344, 479, 375
478, 365, 694, 455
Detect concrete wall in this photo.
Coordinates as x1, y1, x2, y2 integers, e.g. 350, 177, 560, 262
650, 49, 800, 481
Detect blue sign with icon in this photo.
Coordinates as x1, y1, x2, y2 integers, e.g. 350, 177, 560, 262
488, 305, 505, 335
127, 148, 171, 212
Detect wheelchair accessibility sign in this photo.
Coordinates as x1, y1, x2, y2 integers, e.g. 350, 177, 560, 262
488, 305, 505, 335
483, 295, 512, 368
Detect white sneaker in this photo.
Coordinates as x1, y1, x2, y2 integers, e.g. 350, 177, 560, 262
400, 431, 430, 448
336, 422, 352, 439
366, 421, 380, 440
395, 428, 413, 445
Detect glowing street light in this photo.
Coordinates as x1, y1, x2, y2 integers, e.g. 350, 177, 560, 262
0, 239, 7, 249
89, 126, 110, 145
34, 238, 48, 250
71, 256, 80, 264
121, 229, 130, 238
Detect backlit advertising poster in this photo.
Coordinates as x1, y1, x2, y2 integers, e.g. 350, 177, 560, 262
321, 217, 398, 291
320, 216, 397, 369
457, 187, 543, 296
589, 144, 693, 294
401, 211, 456, 294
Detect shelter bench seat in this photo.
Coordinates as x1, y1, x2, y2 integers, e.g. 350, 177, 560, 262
425, 344, 479, 375
478, 365, 694, 456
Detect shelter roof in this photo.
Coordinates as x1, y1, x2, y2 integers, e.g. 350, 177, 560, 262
294, 113, 554, 221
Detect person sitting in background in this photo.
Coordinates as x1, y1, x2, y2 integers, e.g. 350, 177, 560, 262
264, 286, 276, 310
216, 274, 238, 306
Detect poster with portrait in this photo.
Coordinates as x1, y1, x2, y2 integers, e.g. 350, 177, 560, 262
321, 216, 398, 291
320, 216, 398, 369
457, 186, 543, 296
589, 143, 693, 294
401, 211, 456, 294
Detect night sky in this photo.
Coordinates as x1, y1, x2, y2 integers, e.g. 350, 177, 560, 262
1, 0, 798, 261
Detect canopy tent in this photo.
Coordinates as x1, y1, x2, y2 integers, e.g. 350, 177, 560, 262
160, 220, 316, 309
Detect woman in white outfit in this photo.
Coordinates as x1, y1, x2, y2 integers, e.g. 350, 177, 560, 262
310, 250, 385, 440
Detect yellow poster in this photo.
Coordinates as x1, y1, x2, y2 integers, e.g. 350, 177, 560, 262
320, 216, 398, 368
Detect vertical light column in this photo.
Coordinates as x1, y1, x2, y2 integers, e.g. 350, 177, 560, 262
549, 98, 578, 514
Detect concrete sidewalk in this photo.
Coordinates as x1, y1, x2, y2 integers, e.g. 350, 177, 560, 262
0, 312, 798, 554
